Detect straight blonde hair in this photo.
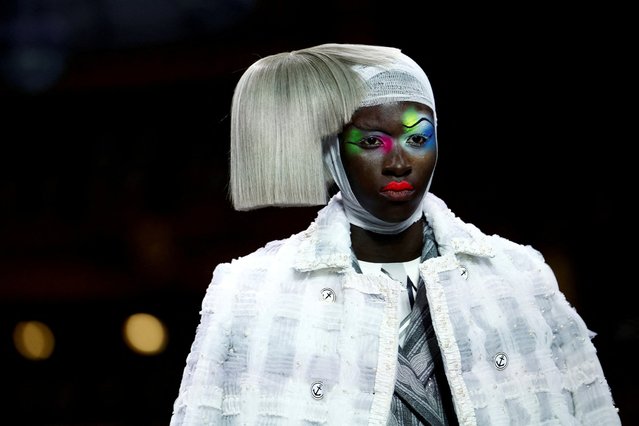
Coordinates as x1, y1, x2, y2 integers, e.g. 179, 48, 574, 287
229, 43, 402, 210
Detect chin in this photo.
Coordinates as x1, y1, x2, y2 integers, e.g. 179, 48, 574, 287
376, 204, 421, 223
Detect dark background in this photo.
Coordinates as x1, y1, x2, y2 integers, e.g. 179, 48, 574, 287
1, 1, 635, 425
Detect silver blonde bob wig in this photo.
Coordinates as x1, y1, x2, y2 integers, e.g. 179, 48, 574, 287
229, 43, 403, 210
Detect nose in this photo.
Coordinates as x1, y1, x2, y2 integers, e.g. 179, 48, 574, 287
382, 142, 411, 177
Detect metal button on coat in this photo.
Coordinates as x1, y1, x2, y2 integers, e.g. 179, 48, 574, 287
310, 381, 324, 399
320, 288, 336, 302
460, 266, 469, 280
493, 352, 508, 370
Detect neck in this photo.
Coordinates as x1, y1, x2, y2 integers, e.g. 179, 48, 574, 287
350, 219, 424, 263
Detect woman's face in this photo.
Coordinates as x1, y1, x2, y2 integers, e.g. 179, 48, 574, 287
340, 101, 437, 223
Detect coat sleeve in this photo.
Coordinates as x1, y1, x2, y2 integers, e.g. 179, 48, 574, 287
525, 245, 621, 425
170, 263, 236, 425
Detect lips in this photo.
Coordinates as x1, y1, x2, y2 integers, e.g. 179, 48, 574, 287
380, 181, 415, 202
381, 181, 414, 192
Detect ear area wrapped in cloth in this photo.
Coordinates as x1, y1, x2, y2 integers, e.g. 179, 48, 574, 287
229, 43, 402, 211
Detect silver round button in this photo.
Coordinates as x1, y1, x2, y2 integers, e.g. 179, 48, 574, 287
460, 266, 469, 280
320, 288, 336, 302
493, 352, 508, 370
310, 381, 324, 400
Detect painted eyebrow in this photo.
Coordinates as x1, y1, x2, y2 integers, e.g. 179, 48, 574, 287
403, 117, 433, 129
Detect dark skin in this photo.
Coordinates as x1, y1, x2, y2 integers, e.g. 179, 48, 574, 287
339, 101, 437, 263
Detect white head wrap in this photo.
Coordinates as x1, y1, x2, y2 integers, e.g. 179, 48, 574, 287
323, 52, 437, 234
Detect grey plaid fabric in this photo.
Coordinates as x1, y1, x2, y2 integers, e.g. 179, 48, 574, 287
352, 220, 457, 425
389, 277, 447, 424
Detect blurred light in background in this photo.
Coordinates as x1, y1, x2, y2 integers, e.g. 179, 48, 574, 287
13, 320, 55, 360
123, 312, 168, 355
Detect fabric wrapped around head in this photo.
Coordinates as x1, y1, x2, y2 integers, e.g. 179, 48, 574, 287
354, 54, 436, 114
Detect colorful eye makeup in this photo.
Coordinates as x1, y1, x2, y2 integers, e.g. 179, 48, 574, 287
344, 108, 435, 156
402, 106, 424, 129
402, 107, 434, 135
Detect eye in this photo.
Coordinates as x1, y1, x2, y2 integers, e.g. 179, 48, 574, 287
357, 136, 384, 148
406, 134, 430, 147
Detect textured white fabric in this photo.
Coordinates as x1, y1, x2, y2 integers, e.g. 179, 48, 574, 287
170, 192, 621, 426
353, 53, 436, 115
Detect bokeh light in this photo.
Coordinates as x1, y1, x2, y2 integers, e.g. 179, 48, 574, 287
122, 312, 168, 355
13, 321, 55, 360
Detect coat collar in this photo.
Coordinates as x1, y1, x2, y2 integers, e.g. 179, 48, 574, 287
293, 192, 494, 272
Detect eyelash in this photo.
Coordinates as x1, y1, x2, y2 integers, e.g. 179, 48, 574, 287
406, 134, 430, 147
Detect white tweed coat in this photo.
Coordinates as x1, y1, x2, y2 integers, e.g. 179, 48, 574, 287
170, 192, 621, 425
